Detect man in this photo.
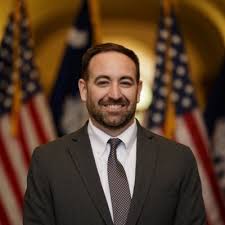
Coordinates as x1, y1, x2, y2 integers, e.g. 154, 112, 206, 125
23, 43, 206, 225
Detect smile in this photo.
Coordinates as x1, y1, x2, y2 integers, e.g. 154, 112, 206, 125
102, 104, 126, 111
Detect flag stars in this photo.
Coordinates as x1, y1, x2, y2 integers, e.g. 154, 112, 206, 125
174, 79, 183, 89
152, 113, 163, 123
4, 36, 12, 45
180, 54, 187, 63
4, 97, 12, 108
171, 92, 179, 103
23, 50, 32, 60
22, 63, 31, 73
182, 98, 191, 108
168, 48, 177, 58
156, 100, 165, 110
152, 83, 158, 91
164, 16, 173, 27
176, 66, 186, 76
155, 69, 161, 78
27, 82, 36, 93
149, 10, 198, 131
0, 4, 42, 115
30, 70, 38, 79
6, 85, 13, 95
159, 87, 168, 97
162, 73, 169, 84
15, 58, 22, 68
156, 56, 163, 65
22, 19, 29, 27
160, 29, 169, 39
157, 42, 166, 53
185, 85, 193, 94
172, 35, 181, 45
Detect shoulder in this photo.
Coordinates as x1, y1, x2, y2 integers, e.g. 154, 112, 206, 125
139, 127, 199, 188
31, 125, 88, 164
139, 125, 196, 165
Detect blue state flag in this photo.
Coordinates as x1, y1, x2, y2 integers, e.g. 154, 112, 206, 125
50, 0, 94, 136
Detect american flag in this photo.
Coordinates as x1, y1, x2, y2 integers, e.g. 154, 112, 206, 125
0, 1, 56, 225
147, 4, 225, 225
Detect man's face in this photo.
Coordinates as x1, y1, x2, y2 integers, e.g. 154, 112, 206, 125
79, 51, 142, 132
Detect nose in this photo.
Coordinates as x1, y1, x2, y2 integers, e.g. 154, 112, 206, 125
108, 82, 122, 100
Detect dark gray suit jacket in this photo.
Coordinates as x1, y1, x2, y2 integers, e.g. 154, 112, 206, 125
23, 122, 206, 225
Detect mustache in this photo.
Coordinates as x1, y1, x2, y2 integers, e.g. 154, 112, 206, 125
99, 97, 129, 106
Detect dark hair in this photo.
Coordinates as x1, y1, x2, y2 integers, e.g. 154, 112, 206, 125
81, 42, 140, 81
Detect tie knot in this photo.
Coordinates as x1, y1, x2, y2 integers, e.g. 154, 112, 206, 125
108, 138, 122, 150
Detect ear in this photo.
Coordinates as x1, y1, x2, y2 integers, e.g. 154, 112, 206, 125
78, 79, 87, 102
137, 80, 143, 103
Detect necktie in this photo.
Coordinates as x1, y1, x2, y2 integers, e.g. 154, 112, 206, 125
107, 138, 131, 225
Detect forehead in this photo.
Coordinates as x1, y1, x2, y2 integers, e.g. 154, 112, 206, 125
88, 51, 137, 79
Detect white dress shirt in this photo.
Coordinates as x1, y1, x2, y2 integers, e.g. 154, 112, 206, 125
88, 119, 137, 220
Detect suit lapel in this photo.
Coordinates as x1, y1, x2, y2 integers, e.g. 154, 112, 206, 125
127, 124, 158, 225
67, 124, 113, 225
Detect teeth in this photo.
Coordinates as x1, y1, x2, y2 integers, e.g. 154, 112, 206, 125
104, 105, 122, 109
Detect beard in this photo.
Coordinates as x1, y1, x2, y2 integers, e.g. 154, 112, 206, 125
86, 96, 137, 130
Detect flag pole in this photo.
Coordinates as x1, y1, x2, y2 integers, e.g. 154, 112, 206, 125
163, 0, 172, 17
161, 0, 176, 139
11, 0, 22, 137
88, 0, 101, 44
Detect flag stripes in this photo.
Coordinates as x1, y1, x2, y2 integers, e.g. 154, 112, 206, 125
0, 95, 56, 224
0, 197, 11, 225
0, 1, 56, 224
0, 132, 24, 210
148, 2, 225, 224
0, 159, 22, 225
28, 100, 50, 143
175, 112, 225, 224
18, 116, 31, 167
20, 106, 40, 154
34, 95, 56, 141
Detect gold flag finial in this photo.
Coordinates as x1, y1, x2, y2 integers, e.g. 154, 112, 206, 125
11, 0, 22, 137
88, 0, 102, 44
162, 0, 176, 139
163, 0, 173, 17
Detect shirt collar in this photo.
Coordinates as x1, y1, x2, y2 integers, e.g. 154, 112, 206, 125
88, 119, 137, 156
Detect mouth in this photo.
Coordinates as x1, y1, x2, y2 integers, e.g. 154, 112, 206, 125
99, 98, 129, 113
102, 104, 126, 112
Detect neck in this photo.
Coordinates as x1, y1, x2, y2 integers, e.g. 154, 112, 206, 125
90, 118, 135, 137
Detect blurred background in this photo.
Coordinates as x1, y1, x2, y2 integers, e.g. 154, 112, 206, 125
0, 0, 225, 225
1, 0, 225, 108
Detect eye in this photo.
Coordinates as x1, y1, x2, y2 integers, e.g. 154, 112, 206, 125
95, 79, 110, 87
120, 79, 134, 87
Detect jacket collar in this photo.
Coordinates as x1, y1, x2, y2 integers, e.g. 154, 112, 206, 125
67, 121, 157, 225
